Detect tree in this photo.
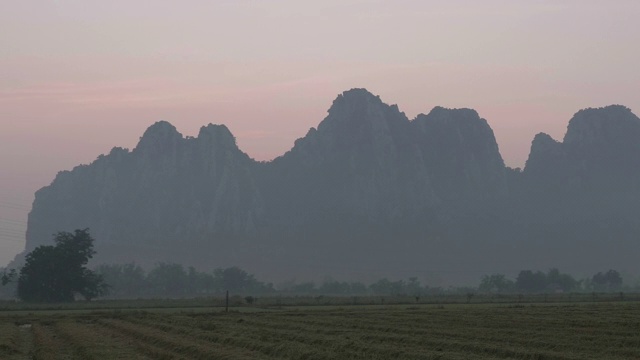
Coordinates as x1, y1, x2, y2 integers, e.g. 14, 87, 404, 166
545, 268, 577, 293
213, 266, 266, 294
95, 263, 146, 298
406, 277, 422, 296
369, 278, 406, 295
479, 274, 515, 294
1, 268, 16, 286
147, 262, 189, 297
516, 270, 547, 293
592, 269, 623, 292
14, 229, 108, 302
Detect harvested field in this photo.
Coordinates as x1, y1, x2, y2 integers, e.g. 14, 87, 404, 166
1, 302, 640, 359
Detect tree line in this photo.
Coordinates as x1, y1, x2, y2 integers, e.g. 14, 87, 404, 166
76, 266, 630, 299
95, 267, 454, 299
478, 268, 623, 294
0, 229, 634, 302
95, 263, 273, 298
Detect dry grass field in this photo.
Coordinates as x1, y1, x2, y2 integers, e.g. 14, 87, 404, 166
1, 301, 640, 359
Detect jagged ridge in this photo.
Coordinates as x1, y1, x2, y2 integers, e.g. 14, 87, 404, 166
19, 90, 640, 284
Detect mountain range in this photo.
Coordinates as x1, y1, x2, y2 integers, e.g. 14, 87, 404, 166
19, 89, 640, 284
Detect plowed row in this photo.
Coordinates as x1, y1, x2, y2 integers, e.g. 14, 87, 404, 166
2, 302, 640, 359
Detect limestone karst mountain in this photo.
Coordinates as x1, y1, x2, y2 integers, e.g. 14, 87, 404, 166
515, 105, 640, 273
18, 90, 640, 283
26, 121, 264, 267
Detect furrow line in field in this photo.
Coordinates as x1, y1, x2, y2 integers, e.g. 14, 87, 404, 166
118, 315, 343, 359
269, 308, 640, 345
108, 307, 640, 360
31, 322, 76, 360
56, 319, 157, 360
91, 321, 188, 360
0, 321, 20, 357
99, 318, 265, 360
235, 313, 619, 359
120, 313, 583, 360
52, 322, 95, 360
119, 313, 467, 359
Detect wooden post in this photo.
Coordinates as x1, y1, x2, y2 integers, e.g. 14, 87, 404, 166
226, 290, 229, 312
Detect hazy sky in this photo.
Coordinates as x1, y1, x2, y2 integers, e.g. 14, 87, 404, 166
1, 1, 639, 265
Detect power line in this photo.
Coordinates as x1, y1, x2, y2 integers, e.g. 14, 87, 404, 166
0, 226, 28, 232
0, 218, 29, 226
0, 204, 31, 212
0, 237, 26, 245
0, 231, 27, 237
0, 229, 27, 236
0, 230, 27, 239
0, 232, 27, 239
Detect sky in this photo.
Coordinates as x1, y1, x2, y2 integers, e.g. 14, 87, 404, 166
1, 0, 639, 266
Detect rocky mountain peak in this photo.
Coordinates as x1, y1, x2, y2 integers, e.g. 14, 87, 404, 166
412, 106, 503, 166
134, 121, 182, 155
523, 133, 565, 178
319, 88, 406, 134
327, 88, 383, 112
197, 124, 237, 149
413, 106, 484, 133
422, 106, 479, 121
411, 106, 506, 202
563, 105, 639, 148
278, 89, 411, 168
529, 132, 561, 153
19, 88, 640, 285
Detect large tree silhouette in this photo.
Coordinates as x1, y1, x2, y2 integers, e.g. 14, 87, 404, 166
16, 229, 107, 302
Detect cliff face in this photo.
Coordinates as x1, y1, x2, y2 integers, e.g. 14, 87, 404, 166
21, 91, 640, 283
412, 106, 507, 206
523, 105, 640, 196
263, 89, 434, 226
525, 105, 640, 183
26, 122, 263, 266
513, 106, 640, 277
260, 90, 507, 226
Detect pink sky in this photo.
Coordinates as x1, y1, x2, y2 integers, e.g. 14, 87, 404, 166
1, 1, 639, 265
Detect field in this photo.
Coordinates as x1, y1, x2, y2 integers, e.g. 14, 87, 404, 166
1, 300, 640, 359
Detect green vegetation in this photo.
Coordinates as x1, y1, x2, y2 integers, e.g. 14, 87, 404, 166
92, 264, 629, 299
4, 230, 107, 302
479, 268, 624, 294
95, 263, 273, 298
0, 229, 630, 303
1, 300, 640, 359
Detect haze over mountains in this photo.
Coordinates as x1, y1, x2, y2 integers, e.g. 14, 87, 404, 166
19, 89, 640, 284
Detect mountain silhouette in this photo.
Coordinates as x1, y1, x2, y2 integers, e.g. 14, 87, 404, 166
19, 90, 640, 283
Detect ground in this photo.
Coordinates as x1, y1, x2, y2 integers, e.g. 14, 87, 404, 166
1, 298, 639, 359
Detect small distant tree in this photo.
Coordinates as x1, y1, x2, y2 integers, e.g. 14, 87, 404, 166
406, 277, 422, 296
478, 274, 515, 294
319, 280, 351, 295
1, 268, 17, 286
545, 268, 577, 293
289, 282, 316, 294
147, 263, 188, 297
369, 278, 408, 296
369, 278, 393, 295
592, 270, 623, 292
95, 263, 146, 298
11, 229, 108, 302
349, 281, 368, 294
213, 266, 269, 294
516, 270, 547, 293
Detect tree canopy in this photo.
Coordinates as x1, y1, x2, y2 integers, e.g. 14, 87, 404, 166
15, 229, 107, 302
591, 270, 622, 292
